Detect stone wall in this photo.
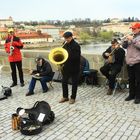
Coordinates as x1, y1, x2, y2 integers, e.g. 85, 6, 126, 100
0, 49, 128, 85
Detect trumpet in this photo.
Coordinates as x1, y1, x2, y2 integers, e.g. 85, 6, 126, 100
118, 33, 134, 44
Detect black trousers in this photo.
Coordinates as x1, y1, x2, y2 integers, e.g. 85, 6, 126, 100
10, 61, 24, 84
127, 63, 140, 99
62, 72, 79, 99
100, 64, 121, 89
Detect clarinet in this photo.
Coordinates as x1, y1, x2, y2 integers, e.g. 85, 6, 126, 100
9, 36, 14, 56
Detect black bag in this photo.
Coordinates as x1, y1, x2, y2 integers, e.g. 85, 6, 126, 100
0, 86, 12, 100
17, 101, 55, 135
86, 69, 98, 85
1, 86, 12, 97
17, 101, 55, 125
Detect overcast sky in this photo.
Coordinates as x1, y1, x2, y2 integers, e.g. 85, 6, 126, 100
0, 0, 139, 21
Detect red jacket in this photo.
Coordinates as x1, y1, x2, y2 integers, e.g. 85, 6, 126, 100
4, 35, 24, 62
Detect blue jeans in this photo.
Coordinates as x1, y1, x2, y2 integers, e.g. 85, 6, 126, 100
29, 76, 52, 92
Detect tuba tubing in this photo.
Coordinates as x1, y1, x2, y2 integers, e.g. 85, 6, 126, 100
49, 47, 68, 65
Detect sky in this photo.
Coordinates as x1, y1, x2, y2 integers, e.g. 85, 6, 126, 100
0, 0, 139, 21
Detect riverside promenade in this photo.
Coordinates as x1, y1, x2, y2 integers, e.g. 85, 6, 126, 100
0, 73, 140, 140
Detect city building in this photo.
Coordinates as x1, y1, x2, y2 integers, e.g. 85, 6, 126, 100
0, 16, 14, 27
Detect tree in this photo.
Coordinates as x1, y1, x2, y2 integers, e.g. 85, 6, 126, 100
79, 31, 91, 43
98, 31, 113, 41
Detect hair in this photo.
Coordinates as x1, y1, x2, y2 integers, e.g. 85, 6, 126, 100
111, 39, 118, 44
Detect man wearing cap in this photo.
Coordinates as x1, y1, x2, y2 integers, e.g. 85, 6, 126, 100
59, 31, 81, 104
122, 22, 140, 104
26, 57, 54, 96
4, 28, 24, 87
100, 39, 125, 95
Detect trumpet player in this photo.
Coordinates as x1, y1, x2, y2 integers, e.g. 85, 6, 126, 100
122, 23, 140, 104
100, 39, 125, 95
59, 31, 81, 104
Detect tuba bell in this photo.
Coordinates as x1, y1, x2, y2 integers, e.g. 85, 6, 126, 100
49, 47, 68, 66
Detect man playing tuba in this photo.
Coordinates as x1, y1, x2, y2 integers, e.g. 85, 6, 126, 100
59, 31, 81, 104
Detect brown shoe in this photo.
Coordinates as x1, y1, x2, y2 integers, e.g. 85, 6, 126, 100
69, 99, 75, 104
59, 98, 69, 103
107, 89, 113, 95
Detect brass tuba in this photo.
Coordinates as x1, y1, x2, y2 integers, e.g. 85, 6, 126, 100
49, 47, 68, 66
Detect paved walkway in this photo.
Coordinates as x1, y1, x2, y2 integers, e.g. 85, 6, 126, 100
0, 74, 140, 140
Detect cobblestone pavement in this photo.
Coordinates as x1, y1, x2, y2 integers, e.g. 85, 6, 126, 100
0, 74, 140, 140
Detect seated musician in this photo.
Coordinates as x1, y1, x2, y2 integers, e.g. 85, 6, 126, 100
100, 39, 125, 95
26, 57, 54, 96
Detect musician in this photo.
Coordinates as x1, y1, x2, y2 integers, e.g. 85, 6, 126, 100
122, 23, 140, 104
59, 31, 81, 104
4, 28, 24, 87
26, 57, 53, 96
100, 39, 125, 95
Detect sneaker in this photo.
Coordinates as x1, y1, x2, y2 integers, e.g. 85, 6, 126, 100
10, 83, 17, 87
26, 92, 34, 96
20, 83, 25, 87
125, 96, 135, 101
107, 88, 113, 95
59, 98, 69, 103
69, 99, 75, 104
134, 99, 140, 104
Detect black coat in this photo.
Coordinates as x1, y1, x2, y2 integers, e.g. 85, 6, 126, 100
62, 39, 81, 75
33, 59, 53, 77
102, 46, 125, 66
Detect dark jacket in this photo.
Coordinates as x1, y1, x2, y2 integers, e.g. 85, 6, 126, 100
33, 59, 53, 77
4, 35, 23, 62
62, 39, 81, 75
102, 46, 125, 66
80, 56, 90, 73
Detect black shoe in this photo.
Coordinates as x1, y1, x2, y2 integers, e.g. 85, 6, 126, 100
125, 96, 135, 101
20, 83, 25, 87
107, 88, 113, 95
10, 83, 17, 87
134, 99, 140, 104
42, 89, 48, 93
26, 92, 34, 96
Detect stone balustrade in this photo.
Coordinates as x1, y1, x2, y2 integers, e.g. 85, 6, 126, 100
0, 49, 128, 84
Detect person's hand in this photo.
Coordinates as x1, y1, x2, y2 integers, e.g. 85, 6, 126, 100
35, 73, 40, 76
126, 34, 133, 41
29, 70, 33, 75
105, 53, 110, 57
108, 56, 113, 63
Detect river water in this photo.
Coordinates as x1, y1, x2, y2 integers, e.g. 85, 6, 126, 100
81, 43, 110, 54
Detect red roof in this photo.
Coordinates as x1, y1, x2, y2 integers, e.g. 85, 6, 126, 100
0, 27, 7, 32
15, 31, 51, 39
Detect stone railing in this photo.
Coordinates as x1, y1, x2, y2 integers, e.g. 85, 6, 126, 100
0, 49, 128, 84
